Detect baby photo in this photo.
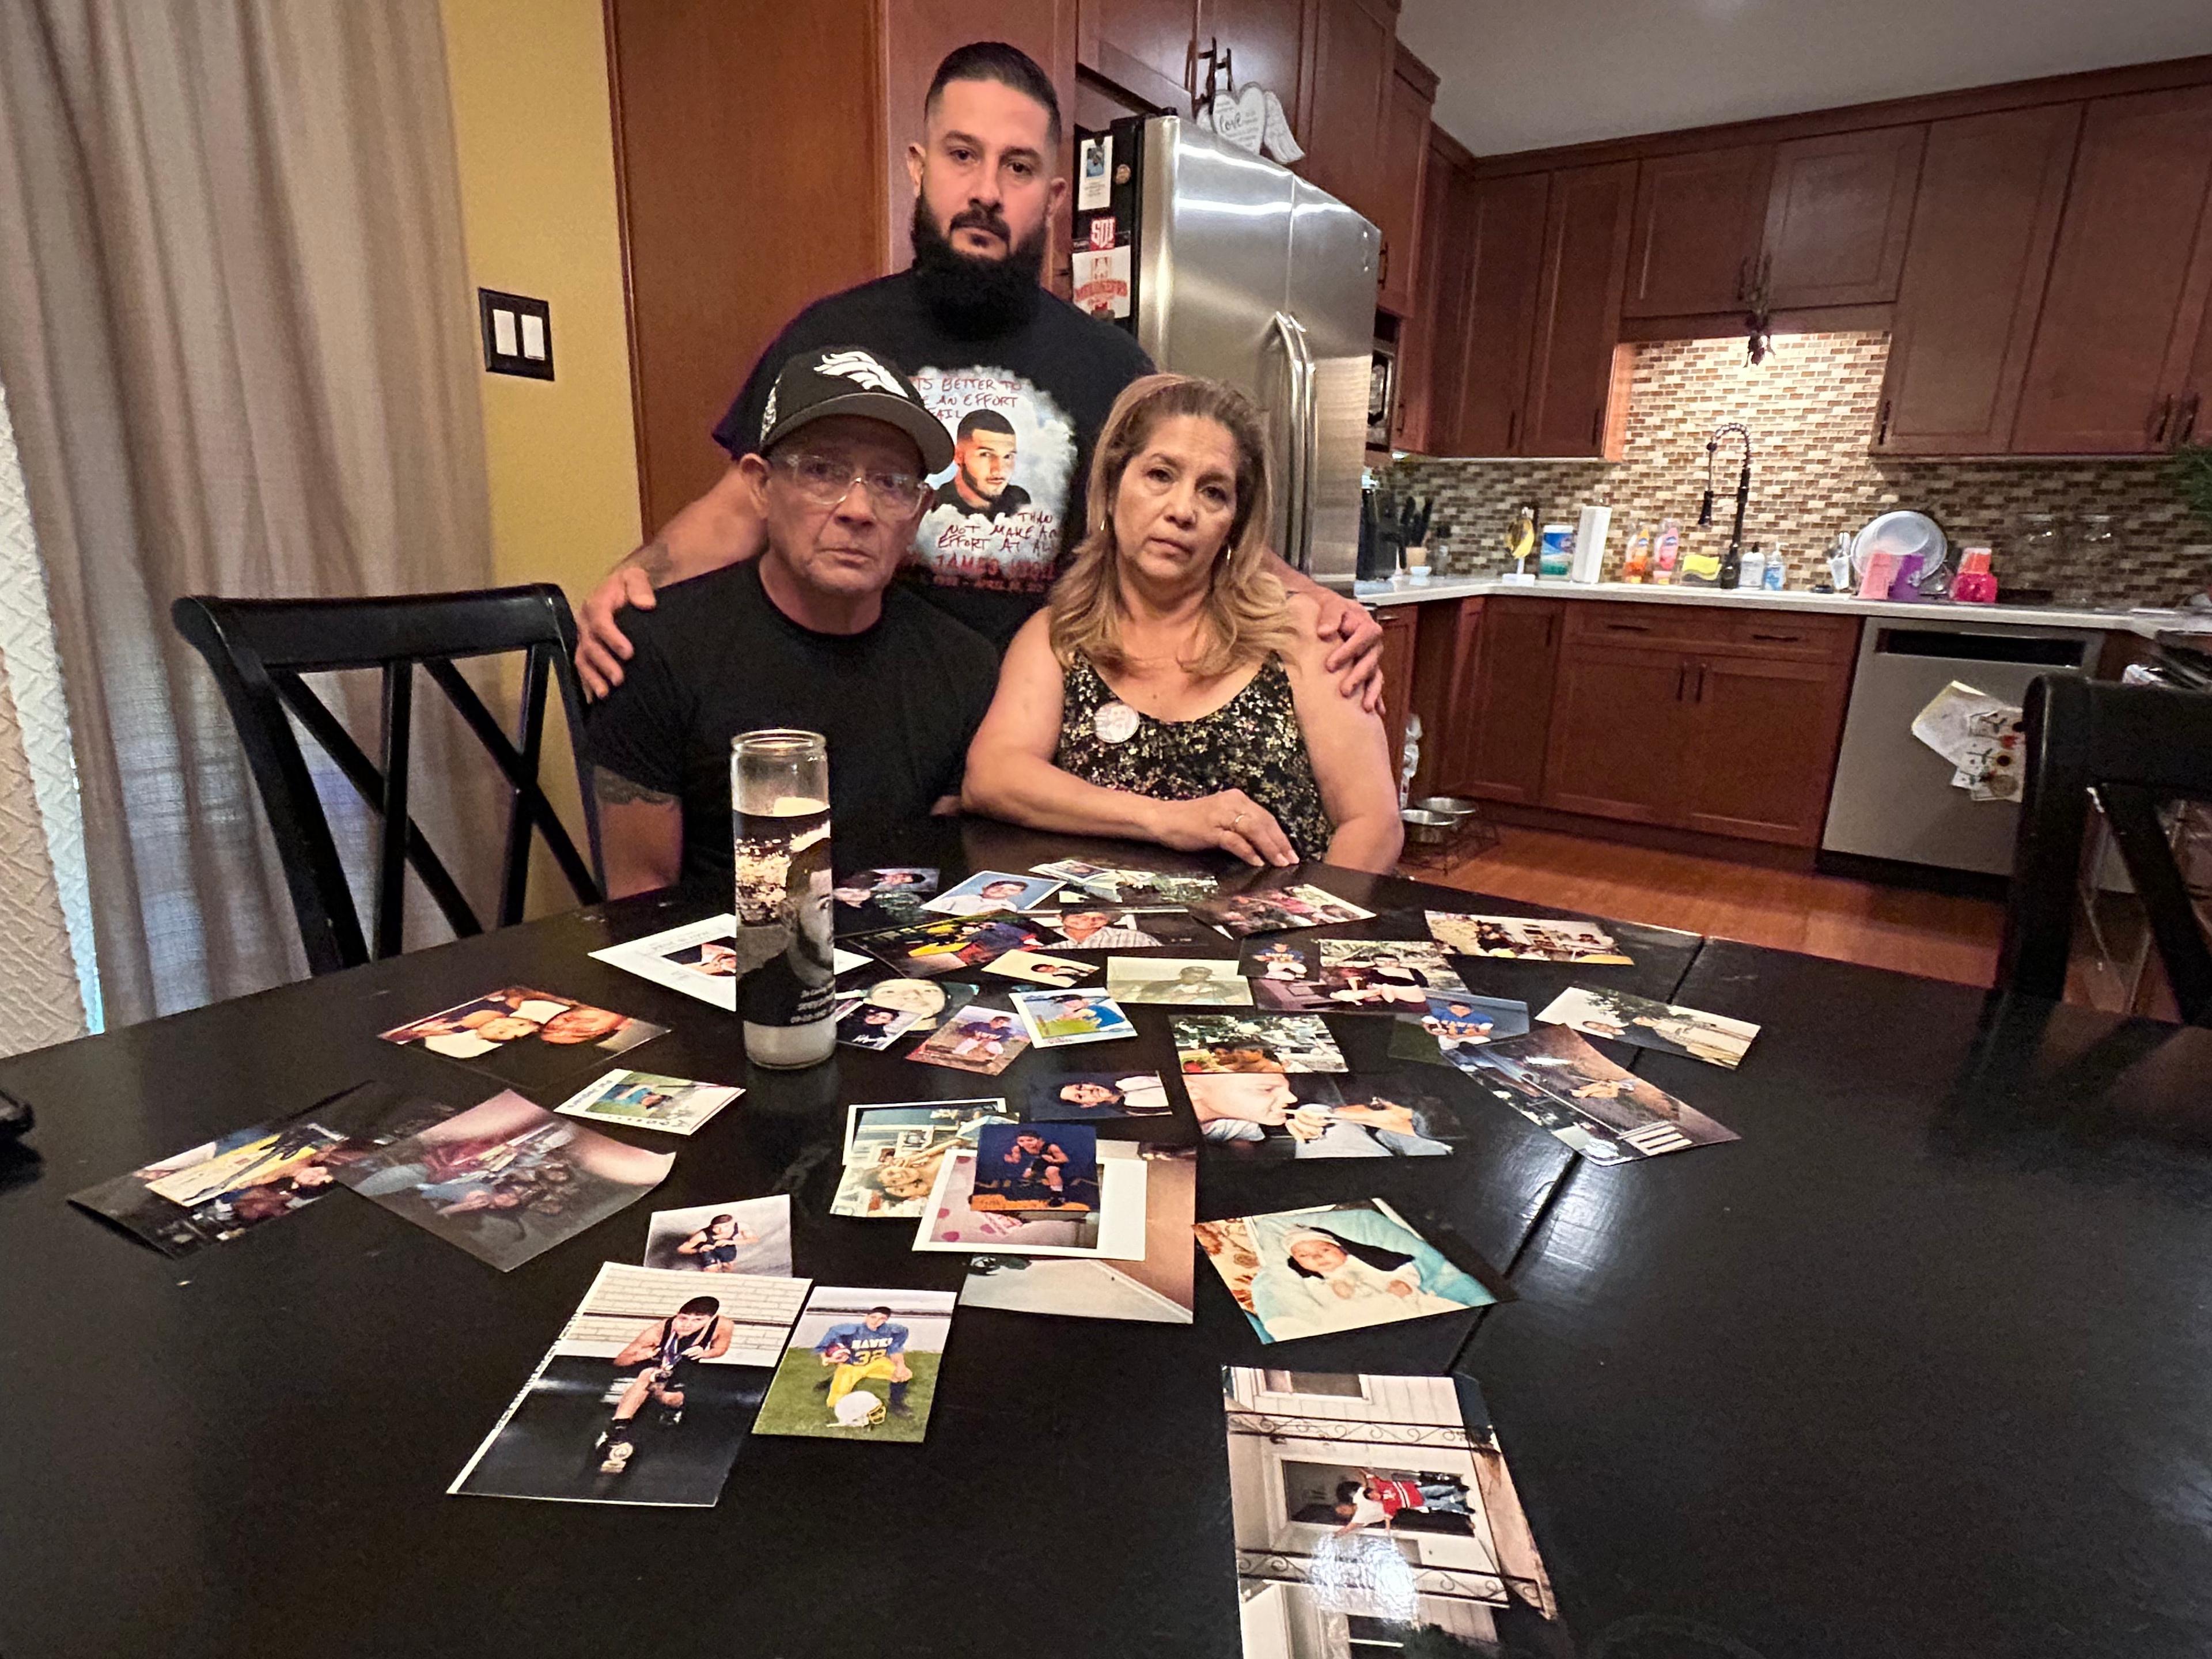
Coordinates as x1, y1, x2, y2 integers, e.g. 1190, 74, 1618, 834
906, 1005, 1031, 1075
983, 948, 1097, 987
1188, 1072, 1460, 1158
378, 986, 666, 1094
1175, 1014, 1349, 1075
1536, 986, 1760, 1069
1195, 1199, 1495, 1344
969, 1122, 1100, 1213
1455, 1024, 1740, 1162
643, 1195, 793, 1277
1427, 911, 1634, 965
1025, 1069, 1173, 1121
1191, 884, 1375, 938
857, 913, 1046, 979
1106, 956, 1254, 1006
1027, 907, 1227, 950
923, 869, 1063, 916
1011, 987, 1137, 1048
552, 1069, 741, 1137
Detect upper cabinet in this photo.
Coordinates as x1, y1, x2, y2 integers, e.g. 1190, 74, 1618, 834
1623, 145, 1774, 319
1759, 124, 1925, 308
1450, 170, 1551, 454
1299, 0, 1397, 224
1376, 46, 1438, 315
1198, 0, 1306, 116
2012, 84, 2212, 455
1395, 128, 1468, 453
1080, 0, 1200, 110
1523, 161, 1637, 457
1874, 104, 2082, 457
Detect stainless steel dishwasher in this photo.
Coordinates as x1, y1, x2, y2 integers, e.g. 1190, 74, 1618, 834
1821, 617, 2108, 876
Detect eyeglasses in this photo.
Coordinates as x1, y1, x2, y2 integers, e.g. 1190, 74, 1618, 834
773, 450, 930, 513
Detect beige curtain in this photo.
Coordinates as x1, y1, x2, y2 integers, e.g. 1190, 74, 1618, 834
0, 0, 502, 1025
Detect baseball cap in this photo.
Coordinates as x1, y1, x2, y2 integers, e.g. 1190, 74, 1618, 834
756, 346, 954, 475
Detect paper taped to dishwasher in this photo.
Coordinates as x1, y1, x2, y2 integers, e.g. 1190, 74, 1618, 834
1911, 681, 2024, 802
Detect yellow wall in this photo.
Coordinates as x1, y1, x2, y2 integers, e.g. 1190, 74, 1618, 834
440, 0, 638, 908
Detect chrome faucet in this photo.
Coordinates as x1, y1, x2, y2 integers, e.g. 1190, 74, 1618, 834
1698, 422, 1753, 586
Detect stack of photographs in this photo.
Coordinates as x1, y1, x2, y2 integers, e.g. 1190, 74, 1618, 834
962, 1146, 1197, 1324
1107, 956, 1254, 1005
831, 1099, 1012, 1220
1195, 1199, 1495, 1343
1025, 1068, 1174, 1121
1030, 858, 1219, 907
1192, 884, 1376, 938
1025, 906, 1228, 950
1190, 1072, 1462, 1158
1175, 1014, 1349, 1075
751, 1286, 958, 1444
590, 916, 869, 1010
1222, 1366, 1555, 1656
643, 1195, 793, 1276
1241, 940, 1467, 1013
1536, 986, 1760, 1069
855, 912, 1046, 980
378, 987, 667, 1096
450, 1262, 809, 1506
1451, 1025, 1740, 1162
69, 1081, 459, 1258
554, 1069, 740, 1137
1426, 911, 1633, 965
915, 1132, 1149, 1259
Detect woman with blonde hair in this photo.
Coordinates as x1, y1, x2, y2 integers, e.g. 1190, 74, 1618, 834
963, 374, 1401, 870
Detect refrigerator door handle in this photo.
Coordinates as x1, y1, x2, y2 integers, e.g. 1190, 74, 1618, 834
1267, 309, 1312, 571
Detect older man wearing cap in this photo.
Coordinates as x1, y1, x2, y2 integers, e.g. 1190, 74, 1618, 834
588, 347, 998, 898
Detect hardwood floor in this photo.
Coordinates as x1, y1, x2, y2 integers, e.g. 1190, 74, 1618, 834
1412, 825, 2007, 988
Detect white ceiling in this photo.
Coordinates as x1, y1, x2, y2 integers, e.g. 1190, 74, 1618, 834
1399, 0, 2212, 157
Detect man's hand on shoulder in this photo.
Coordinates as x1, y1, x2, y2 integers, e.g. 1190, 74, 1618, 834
577, 547, 667, 700
1313, 588, 1385, 714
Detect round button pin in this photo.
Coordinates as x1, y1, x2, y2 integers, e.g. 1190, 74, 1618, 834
1093, 701, 1139, 744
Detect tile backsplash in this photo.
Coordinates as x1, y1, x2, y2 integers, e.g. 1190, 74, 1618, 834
1385, 330, 2212, 608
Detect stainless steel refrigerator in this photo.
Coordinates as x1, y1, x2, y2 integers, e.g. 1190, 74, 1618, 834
1072, 115, 1380, 593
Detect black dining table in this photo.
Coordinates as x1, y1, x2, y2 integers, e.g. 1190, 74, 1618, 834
2, 818, 2207, 1659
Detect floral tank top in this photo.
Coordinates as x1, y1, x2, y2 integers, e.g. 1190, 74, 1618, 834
1052, 653, 1335, 861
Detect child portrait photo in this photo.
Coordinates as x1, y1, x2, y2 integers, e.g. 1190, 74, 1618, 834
969, 1122, 1100, 1213
553, 1069, 740, 1137
751, 1286, 956, 1444
1011, 987, 1135, 1047
643, 1195, 793, 1277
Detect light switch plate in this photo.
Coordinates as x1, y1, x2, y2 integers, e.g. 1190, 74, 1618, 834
479, 287, 553, 381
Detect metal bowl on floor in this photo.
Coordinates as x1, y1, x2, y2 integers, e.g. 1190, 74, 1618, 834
1401, 808, 1457, 846
1411, 795, 1479, 819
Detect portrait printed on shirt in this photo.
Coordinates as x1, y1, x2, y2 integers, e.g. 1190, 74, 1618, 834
909, 366, 1075, 596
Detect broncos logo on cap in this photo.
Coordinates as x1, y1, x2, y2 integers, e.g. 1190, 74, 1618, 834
814, 350, 905, 396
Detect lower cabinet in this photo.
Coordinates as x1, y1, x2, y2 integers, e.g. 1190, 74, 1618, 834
1543, 641, 1696, 823
1376, 605, 1419, 783
1677, 652, 1854, 843
1457, 597, 1563, 804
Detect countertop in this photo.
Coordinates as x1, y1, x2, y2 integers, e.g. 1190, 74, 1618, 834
1353, 573, 2212, 639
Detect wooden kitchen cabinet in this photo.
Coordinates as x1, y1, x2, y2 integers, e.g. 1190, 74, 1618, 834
1374, 46, 1437, 316
1299, 0, 1396, 225
1542, 641, 1694, 824
1080, 0, 1199, 111
1455, 598, 1563, 804
1758, 124, 1925, 309
1874, 103, 2082, 456
2012, 84, 2212, 455
1376, 605, 1419, 781
1522, 160, 1636, 457
1622, 145, 1774, 319
1450, 170, 1550, 455
1393, 131, 1465, 452
1197, 0, 1306, 118
1677, 653, 1853, 844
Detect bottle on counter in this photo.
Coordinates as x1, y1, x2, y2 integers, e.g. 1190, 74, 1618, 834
1736, 544, 1766, 590
1763, 551, 1787, 590
1620, 522, 1653, 583
1537, 523, 1574, 580
1952, 547, 1998, 604
1652, 518, 1681, 585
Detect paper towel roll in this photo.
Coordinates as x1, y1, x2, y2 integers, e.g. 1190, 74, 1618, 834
1572, 505, 1611, 584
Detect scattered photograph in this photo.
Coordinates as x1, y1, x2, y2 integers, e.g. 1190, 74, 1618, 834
849, 976, 978, 1034
1191, 884, 1376, 938
1223, 1366, 1556, 1643
982, 948, 1097, 987
1195, 1199, 1496, 1343
1535, 986, 1760, 1069
962, 1146, 1196, 1324
750, 1286, 957, 1444
449, 1262, 808, 1506
924, 870, 1062, 917
1240, 940, 1317, 981
591, 914, 749, 1010
832, 1099, 1012, 1220
1011, 987, 1136, 1048
970, 1122, 1100, 1213
1190, 1073, 1461, 1158
1025, 1069, 1173, 1121
915, 1139, 1149, 1259
378, 986, 667, 1093
1453, 1024, 1740, 1162
70, 1082, 458, 1258
858, 912, 1045, 979
1427, 912, 1633, 965
906, 1004, 1031, 1075
1422, 994, 1530, 1046
1028, 907, 1227, 950
1243, 941, 1468, 1014
334, 1090, 672, 1271
1032, 859, 1220, 907
1107, 956, 1255, 1006
643, 1195, 793, 1276
833, 995, 921, 1051
553, 1068, 740, 1137
1317, 940, 1469, 997
832, 867, 938, 908
1175, 1014, 1349, 1075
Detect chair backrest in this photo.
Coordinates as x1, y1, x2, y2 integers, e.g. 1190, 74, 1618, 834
172, 585, 603, 976
1997, 673, 2212, 1025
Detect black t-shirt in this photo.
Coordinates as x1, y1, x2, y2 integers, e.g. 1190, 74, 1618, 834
711, 269, 1154, 647
585, 560, 999, 886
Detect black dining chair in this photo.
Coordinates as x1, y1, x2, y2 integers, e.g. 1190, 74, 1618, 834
1995, 673, 2212, 1025
172, 585, 604, 977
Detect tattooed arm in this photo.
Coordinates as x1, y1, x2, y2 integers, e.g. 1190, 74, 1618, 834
577, 461, 770, 698
595, 767, 684, 898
